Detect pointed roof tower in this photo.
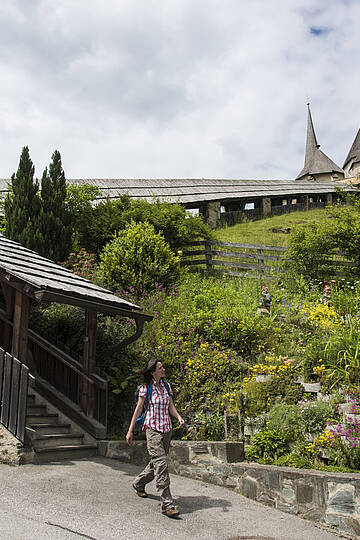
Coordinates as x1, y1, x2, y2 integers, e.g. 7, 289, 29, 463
296, 103, 344, 181
343, 128, 360, 171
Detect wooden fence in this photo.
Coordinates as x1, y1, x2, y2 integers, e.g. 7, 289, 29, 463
181, 240, 356, 278
0, 347, 34, 443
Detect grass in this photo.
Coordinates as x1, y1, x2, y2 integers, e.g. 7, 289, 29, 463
215, 209, 328, 247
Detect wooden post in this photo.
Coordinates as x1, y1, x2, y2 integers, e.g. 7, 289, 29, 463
257, 248, 265, 275
205, 240, 213, 273
81, 309, 97, 415
1, 283, 15, 352
11, 290, 29, 363
261, 197, 271, 217
301, 194, 309, 211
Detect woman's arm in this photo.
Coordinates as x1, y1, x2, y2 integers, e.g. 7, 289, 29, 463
169, 397, 185, 428
126, 395, 145, 445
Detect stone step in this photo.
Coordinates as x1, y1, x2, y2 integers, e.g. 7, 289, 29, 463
27, 423, 72, 435
26, 413, 59, 424
34, 444, 98, 463
33, 433, 84, 449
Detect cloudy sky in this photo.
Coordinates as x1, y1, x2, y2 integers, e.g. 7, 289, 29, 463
0, 0, 359, 180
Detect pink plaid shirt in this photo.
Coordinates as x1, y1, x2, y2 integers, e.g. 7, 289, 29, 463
138, 379, 173, 433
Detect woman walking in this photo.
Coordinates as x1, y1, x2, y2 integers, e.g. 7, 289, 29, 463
126, 359, 185, 518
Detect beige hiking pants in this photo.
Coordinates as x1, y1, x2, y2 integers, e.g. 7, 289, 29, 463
134, 428, 173, 510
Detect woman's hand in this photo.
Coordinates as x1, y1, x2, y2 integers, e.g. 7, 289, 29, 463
126, 430, 133, 446
177, 416, 185, 428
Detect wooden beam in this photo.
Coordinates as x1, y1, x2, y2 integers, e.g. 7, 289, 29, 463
81, 309, 97, 415
11, 290, 30, 363
0, 283, 15, 351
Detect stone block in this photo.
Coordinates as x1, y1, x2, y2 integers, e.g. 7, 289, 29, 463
265, 471, 280, 491
282, 485, 295, 503
297, 482, 314, 504
328, 487, 355, 513
170, 442, 190, 464
301, 382, 321, 393
276, 500, 297, 514
300, 507, 324, 522
258, 492, 275, 507
225, 441, 244, 463
326, 513, 360, 537
225, 476, 238, 488
212, 464, 230, 476
240, 476, 258, 500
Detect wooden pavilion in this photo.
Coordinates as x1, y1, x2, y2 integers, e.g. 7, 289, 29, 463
0, 234, 152, 444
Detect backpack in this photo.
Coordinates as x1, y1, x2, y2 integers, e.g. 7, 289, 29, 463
135, 380, 171, 428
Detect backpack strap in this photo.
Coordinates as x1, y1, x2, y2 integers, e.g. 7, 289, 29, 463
163, 380, 171, 397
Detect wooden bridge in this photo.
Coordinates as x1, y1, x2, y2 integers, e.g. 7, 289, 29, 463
0, 177, 357, 228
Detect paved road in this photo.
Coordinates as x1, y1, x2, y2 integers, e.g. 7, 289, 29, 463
0, 457, 347, 540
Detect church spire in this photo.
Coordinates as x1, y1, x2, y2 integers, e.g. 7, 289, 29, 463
296, 104, 344, 181
305, 102, 320, 163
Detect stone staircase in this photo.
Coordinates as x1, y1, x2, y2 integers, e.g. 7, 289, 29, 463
26, 392, 98, 463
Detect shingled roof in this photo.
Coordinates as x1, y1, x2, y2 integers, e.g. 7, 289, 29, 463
343, 128, 360, 169
0, 234, 149, 319
296, 104, 344, 180
0, 175, 355, 211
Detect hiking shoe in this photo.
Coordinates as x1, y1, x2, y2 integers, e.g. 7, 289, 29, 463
162, 506, 180, 518
132, 483, 147, 498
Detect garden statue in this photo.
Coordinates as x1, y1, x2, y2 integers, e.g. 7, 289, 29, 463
257, 284, 272, 317
321, 281, 331, 305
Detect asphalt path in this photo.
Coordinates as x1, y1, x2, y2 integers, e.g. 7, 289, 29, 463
0, 457, 347, 540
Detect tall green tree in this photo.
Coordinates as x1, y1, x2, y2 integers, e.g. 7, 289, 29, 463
39, 150, 72, 261
4, 146, 43, 250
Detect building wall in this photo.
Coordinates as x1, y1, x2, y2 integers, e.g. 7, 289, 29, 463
344, 160, 360, 179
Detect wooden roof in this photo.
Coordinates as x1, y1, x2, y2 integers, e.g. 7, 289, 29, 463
0, 177, 355, 208
61, 178, 355, 204
0, 235, 150, 319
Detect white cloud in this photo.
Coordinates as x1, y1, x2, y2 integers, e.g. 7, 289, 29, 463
0, 0, 359, 179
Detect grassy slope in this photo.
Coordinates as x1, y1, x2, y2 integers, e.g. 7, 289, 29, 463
215, 209, 327, 247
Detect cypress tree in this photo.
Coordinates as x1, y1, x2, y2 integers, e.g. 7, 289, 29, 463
4, 146, 44, 251
39, 150, 72, 261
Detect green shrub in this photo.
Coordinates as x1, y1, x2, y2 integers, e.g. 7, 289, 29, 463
182, 411, 225, 441
323, 320, 360, 387
72, 197, 212, 254
98, 221, 181, 294
246, 428, 288, 463
299, 401, 333, 434
286, 221, 337, 280
266, 403, 303, 441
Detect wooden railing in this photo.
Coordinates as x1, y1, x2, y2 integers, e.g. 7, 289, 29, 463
0, 347, 34, 443
181, 240, 356, 278
181, 240, 286, 277
0, 311, 107, 438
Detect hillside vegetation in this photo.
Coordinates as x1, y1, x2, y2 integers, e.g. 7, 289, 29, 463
215, 209, 328, 246
27, 192, 360, 473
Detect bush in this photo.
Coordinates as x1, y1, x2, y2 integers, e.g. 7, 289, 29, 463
299, 401, 333, 434
246, 428, 288, 463
266, 403, 303, 441
73, 197, 212, 254
286, 221, 337, 280
98, 221, 181, 294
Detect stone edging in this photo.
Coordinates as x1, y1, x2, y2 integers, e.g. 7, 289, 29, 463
99, 439, 360, 538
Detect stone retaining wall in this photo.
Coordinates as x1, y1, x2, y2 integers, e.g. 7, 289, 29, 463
0, 426, 34, 465
99, 440, 360, 538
